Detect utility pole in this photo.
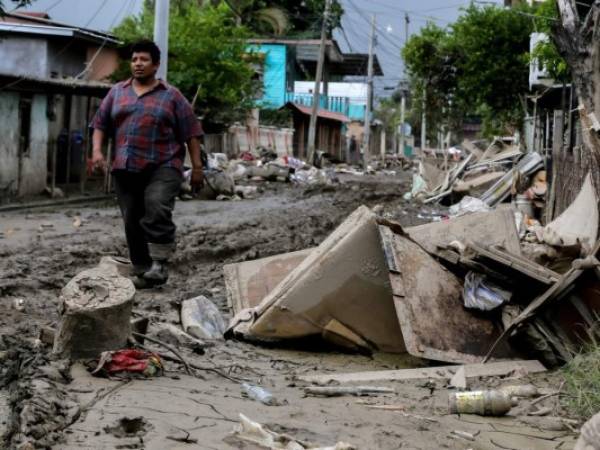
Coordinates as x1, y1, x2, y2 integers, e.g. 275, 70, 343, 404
421, 87, 427, 149
362, 14, 376, 171
398, 13, 409, 156
154, 0, 170, 80
307, 0, 332, 164
399, 93, 406, 156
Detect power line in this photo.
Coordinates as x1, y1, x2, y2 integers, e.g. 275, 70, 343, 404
76, 0, 133, 79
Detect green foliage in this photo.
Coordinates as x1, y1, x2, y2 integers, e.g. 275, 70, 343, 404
530, 0, 569, 82
205, 0, 343, 37
403, 3, 535, 138
561, 341, 600, 420
113, 2, 259, 127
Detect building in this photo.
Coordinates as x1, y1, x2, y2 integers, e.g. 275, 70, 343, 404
0, 12, 118, 199
247, 38, 383, 159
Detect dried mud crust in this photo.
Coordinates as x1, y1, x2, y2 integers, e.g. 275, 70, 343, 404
0, 174, 436, 449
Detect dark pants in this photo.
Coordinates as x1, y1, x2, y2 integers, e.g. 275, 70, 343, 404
113, 166, 182, 269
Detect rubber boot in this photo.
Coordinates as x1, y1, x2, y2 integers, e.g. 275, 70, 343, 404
143, 260, 169, 285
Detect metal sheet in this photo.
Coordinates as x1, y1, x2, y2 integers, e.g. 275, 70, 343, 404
380, 224, 517, 364
406, 206, 522, 257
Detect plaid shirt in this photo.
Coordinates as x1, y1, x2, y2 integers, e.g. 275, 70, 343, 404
92, 79, 203, 173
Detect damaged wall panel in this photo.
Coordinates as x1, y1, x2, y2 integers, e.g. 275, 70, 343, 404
242, 206, 406, 353
406, 206, 522, 257
379, 224, 517, 363
224, 249, 313, 313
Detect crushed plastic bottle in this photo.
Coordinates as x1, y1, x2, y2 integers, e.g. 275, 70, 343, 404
449, 390, 518, 416
241, 383, 277, 406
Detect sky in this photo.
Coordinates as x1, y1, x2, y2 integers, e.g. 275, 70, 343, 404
17, 0, 504, 94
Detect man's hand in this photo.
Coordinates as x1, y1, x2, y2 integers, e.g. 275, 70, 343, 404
191, 166, 204, 190
90, 149, 106, 174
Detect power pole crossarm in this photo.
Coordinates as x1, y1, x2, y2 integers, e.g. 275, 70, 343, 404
154, 0, 170, 81
307, 0, 332, 164
362, 14, 376, 172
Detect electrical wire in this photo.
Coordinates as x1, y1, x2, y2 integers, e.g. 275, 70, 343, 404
75, 0, 134, 79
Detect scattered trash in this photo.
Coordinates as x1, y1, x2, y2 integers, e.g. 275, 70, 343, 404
92, 349, 163, 377
228, 414, 356, 450
181, 295, 226, 340
543, 173, 598, 251
449, 430, 477, 441
12, 297, 25, 312
463, 271, 512, 311
448, 196, 491, 217
304, 386, 395, 397
449, 390, 517, 416
498, 384, 539, 398
103, 416, 152, 438
299, 361, 546, 384
241, 383, 279, 406
72, 216, 82, 228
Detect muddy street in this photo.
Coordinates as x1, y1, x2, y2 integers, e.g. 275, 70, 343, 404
0, 176, 576, 449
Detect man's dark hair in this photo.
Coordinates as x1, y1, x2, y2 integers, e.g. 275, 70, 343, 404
130, 39, 161, 64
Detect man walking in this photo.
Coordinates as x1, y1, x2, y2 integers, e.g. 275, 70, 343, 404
91, 39, 204, 288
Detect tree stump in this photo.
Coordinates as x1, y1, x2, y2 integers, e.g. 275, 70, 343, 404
53, 261, 135, 359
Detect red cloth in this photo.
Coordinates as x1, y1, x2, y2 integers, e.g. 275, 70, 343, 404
95, 349, 162, 375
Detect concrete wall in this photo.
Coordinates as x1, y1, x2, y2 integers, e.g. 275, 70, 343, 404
0, 93, 20, 195
86, 46, 119, 81
48, 40, 86, 78
0, 36, 48, 78
0, 93, 49, 197
20, 94, 48, 195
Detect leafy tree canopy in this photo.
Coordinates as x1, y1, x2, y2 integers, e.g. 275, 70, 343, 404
114, 2, 259, 129
200, 0, 343, 37
402, 3, 536, 137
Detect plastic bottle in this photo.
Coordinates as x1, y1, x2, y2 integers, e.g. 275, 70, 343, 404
449, 390, 518, 416
241, 383, 277, 406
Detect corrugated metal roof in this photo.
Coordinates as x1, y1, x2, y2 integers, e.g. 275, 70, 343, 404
284, 102, 350, 123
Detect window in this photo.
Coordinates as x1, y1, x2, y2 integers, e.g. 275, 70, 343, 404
18, 93, 33, 155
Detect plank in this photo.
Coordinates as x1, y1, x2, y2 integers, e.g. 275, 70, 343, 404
298, 360, 546, 384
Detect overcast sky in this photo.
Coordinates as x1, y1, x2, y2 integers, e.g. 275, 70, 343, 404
19, 0, 504, 92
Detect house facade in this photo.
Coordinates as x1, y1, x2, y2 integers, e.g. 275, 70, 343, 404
0, 12, 118, 199
247, 38, 383, 159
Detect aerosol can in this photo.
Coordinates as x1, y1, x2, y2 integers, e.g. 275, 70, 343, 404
449, 390, 518, 416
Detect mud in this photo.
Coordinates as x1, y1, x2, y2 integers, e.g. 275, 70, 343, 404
0, 174, 577, 449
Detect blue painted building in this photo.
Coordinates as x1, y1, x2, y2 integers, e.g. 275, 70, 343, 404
248, 39, 383, 121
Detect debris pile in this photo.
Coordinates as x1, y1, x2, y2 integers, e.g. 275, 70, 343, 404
224, 141, 600, 370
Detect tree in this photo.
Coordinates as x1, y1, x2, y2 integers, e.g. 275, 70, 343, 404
209, 0, 343, 38
402, 23, 461, 146
113, 2, 259, 129
402, 4, 534, 139
551, 0, 600, 217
